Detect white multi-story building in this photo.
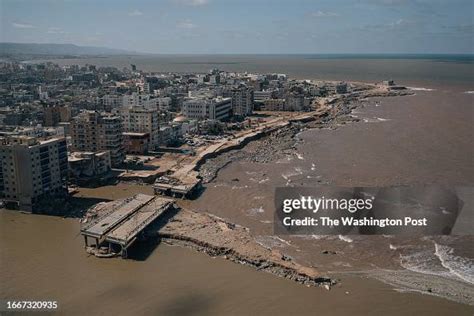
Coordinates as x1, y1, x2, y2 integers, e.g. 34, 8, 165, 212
100, 95, 123, 110
182, 97, 231, 121
122, 92, 158, 108
98, 94, 158, 111
0, 136, 68, 211
254, 90, 274, 102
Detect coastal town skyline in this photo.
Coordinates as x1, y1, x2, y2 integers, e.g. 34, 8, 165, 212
2, 0, 473, 54
1, 1, 473, 314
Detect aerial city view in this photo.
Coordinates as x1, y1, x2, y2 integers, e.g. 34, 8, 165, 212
0, 0, 473, 315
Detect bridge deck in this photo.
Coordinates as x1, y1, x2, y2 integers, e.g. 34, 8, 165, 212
81, 194, 155, 239
105, 197, 174, 246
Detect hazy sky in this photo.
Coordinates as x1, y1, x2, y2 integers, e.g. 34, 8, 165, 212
1, 0, 473, 54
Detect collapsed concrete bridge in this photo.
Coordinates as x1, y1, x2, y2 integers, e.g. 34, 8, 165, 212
80, 194, 175, 258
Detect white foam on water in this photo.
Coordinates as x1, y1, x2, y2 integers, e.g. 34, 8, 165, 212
400, 244, 474, 286
389, 244, 398, 250
246, 206, 265, 216
376, 117, 390, 122
249, 177, 269, 184
363, 118, 383, 123
231, 185, 249, 190
296, 153, 305, 160
407, 86, 435, 91
400, 250, 450, 278
463, 91, 474, 94
434, 243, 474, 285
311, 163, 316, 171
274, 236, 291, 246
338, 235, 353, 243
295, 131, 304, 139
281, 167, 303, 180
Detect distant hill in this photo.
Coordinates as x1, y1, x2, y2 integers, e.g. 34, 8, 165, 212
0, 42, 140, 56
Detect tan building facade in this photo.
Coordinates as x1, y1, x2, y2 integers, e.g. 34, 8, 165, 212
70, 111, 124, 167
0, 136, 68, 211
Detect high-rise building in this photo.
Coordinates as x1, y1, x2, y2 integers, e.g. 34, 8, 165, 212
70, 111, 124, 166
43, 105, 61, 126
44, 105, 72, 126
231, 86, 254, 117
120, 106, 160, 149
285, 92, 305, 111
0, 136, 68, 211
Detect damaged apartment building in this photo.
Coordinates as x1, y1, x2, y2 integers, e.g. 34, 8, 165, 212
0, 135, 68, 211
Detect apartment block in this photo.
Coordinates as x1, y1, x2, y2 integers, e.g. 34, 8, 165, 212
120, 106, 160, 150
44, 105, 72, 126
231, 86, 254, 117
0, 136, 68, 211
182, 97, 231, 121
70, 111, 124, 167
285, 92, 305, 111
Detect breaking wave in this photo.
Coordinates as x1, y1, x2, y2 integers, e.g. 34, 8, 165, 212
338, 235, 353, 243
407, 87, 435, 91
400, 243, 474, 285
434, 243, 474, 285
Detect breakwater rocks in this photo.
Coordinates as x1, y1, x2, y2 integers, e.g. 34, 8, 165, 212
154, 209, 334, 288
199, 125, 301, 183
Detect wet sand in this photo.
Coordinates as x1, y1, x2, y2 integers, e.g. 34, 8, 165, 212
1, 209, 472, 315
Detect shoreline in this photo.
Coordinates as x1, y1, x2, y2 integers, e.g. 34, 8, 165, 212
77, 83, 472, 302
2, 208, 472, 315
